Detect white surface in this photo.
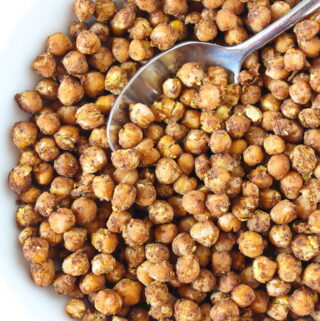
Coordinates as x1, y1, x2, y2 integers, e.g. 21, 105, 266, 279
0, 1, 77, 320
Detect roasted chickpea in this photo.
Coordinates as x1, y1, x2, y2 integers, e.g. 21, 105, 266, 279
58, 76, 84, 106
238, 231, 264, 258
30, 259, 56, 287
12, 121, 38, 150
231, 284, 255, 308
15, 90, 43, 114
289, 288, 315, 317
46, 32, 73, 56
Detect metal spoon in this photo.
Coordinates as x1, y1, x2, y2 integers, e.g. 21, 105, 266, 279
107, 0, 320, 152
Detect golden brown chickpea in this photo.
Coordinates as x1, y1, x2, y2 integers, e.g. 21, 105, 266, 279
23, 237, 49, 263
164, 122, 186, 141
264, 135, 285, 155
91, 175, 114, 201
241, 85, 261, 105
19, 149, 41, 167
292, 234, 319, 261
270, 199, 297, 225
298, 36, 320, 58
261, 93, 281, 112
162, 78, 182, 99
80, 146, 107, 174
128, 307, 150, 321
240, 265, 260, 289
16, 205, 42, 229
247, 6, 271, 33
212, 251, 232, 276
82, 71, 106, 98
129, 103, 155, 129
251, 290, 269, 314
118, 123, 143, 149
58, 76, 84, 106
277, 253, 302, 283
15, 90, 43, 114
190, 220, 220, 248
105, 66, 128, 95
35, 138, 60, 162
294, 19, 319, 41
9, 164, 33, 194
128, 39, 154, 61
299, 108, 320, 129
218, 272, 240, 293
53, 273, 77, 295
155, 158, 180, 184
269, 224, 292, 248
267, 296, 290, 320
210, 300, 239, 321
279, 170, 302, 200
157, 135, 182, 159
35, 192, 58, 218
238, 231, 264, 258
290, 80, 312, 105
69, 21, 89, 38
114, 278, 142, 306
104, 261, 125, 284
290, 144, 317, 175
194, 18, 218, 42
274, 32, 296, 56
62, 50, 88, 75
174, 299, 201, 321
48, 207, 75, 234
91, 228, 118, 254
65, 299, 86, 319
54, 125, 80, 151
90, 21, 110, 42
36, 79, 59, 101
91, 253, 116, 275
113, 168, 138, 185
95, 0, 116, 22
76, 30, 101, 54
19, 186, 41, 204
267, 154, 290, 180
154, 223, 178, 244
231, 284, 256, 308
266, 56, 289, 80
63, 227, 87, 252
80, 272, 105, 294
18, 226, 38, 245
110, 6, 136, 36
121, 218, 149, 247
73, 0, 95, 22
30, 259, 55, 287
111, 183, 136, 211
46, 32, 73, 56
57, 106, 77, 125
216, 9, 237, 31
54, 152, 78, 178
266, 277, 291, 298
76, 104, 105, 131
12, 121, 38, 150
32, 52, 56, 78
171, 232, 195, 257
33, 162, 54, 186
271, 1, 290, 21
307, 210, 320, 234
303, 263, 320, 292
148, 259, 175, 283
252, 256, 277, 283
283, 48, 306, 72
243, 145, 264, 167
148, 200, 173, 224
89, 47, 114, 73
94, 289, 123, 315
289, 288, 315, 317
177, 62, 204, 87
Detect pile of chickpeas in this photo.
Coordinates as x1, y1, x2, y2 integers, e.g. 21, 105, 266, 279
8, 0, 320, 320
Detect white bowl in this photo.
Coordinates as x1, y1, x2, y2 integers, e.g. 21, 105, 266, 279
0, 1, 105, 319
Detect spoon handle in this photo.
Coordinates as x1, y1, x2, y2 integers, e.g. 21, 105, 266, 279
235, 0, 320, 57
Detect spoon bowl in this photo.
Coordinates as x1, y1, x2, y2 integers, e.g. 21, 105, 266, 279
107, 0, 320, 152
